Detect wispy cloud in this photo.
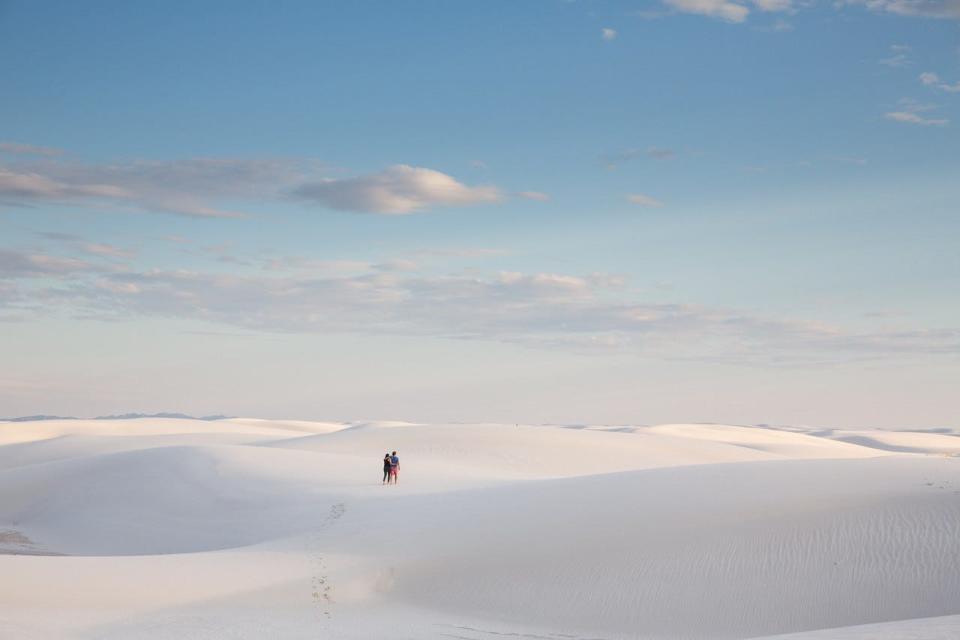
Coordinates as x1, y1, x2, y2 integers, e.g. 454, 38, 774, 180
840, 0, 960, 19
261, 256, 373, 274
80, 243, 136, 259
601, 27, 618, 40
755, 18, 794, 31
238, 247, 509, 274
2, 152, 502, 218
627, 193, 665, 207
0, 142, 64, 157
0, 168, 129, 200
294, 165, 501, 214
751, 0, 794, 11
0, 249, 104, 277
647, 147, 676, 160
518, 191, 551, 201
601, 146, 676, 169
885, 111, 949, 125
879, 44, 912, 67
920, 71, 960, 92
832, 156, 868, 165
413, 247, 509, 258
0, 155, 314, 218
639, 0, 810, 23
662, 0, 752, 23
36, 231, 136, 259
656, 0, 804, 23
885, 98, 949, 126
6, 260, 956, 363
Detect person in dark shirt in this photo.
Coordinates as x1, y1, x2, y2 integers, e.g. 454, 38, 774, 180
389, 451, 399, 483
382, 453, 392, 484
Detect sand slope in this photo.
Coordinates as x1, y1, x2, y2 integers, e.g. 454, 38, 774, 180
1, 418, 958, 639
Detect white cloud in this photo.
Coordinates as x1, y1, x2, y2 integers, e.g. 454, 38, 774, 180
413, 247, 509, 258
663, 0, 752, 22
9, 261, 958, 363
0, 249, 103, 277
661, 0, 797, 22
0, 169, 129, 200
841, 0, 960, 19
294, 165, 501, 214
661, 0, 960, 23
36, 231, 136, 259
880, 44, 912, 67
880, 53, 909, 67
601, 146, 676, 169
757, 18, 794, 31
920, 71, 960, 92
601, 28, 618, 40
752, 0, 792, 11
376, 258, 420, 272
0, 142, 63, 157
497, 271, 591, 295
885, 98, 949, 125
94, 279, 141, 295
833, 156, 869, 165
518, 191, 551, 201
0, 155, 312, 217
262, 256, 373, 274
81, 243, 136, 259
884, 98, 950, 127
885, 111, 949, 125
627, 193, 665, 207
647, 147, 676, 160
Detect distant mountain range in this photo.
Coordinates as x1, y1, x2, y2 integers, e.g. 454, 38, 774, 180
0, 413, 232, 423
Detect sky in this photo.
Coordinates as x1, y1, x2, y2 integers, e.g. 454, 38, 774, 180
1, 0, 958, 427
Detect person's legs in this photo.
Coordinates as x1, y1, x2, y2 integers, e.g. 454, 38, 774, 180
383, 469, 389, 483
391, 467, 398, 483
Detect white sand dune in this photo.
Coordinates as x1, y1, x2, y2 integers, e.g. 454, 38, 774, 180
822, 429, 960, 456
757, 614, 960, 639
1, 418, 958, 639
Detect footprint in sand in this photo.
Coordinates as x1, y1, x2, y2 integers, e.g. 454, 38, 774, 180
309, 502, 345, 620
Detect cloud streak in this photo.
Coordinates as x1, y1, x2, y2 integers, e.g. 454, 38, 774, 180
661, 0, 798, 22
627, 193, 665, 207
0, 249, 104, 278
879, 44, 912, 67
663, 0, 751, 21
294, 165, 501, 214
0, 142, 64, 157
841, 0, 960, 19
0, 151, 512, 218
884, 98, 949, 126
0, 156, 314, 217
601, 147, 676, 169
885, 111, 949, 125
4, 259, 957, 364
518, 191, 550, 201
920, 71, 960, 93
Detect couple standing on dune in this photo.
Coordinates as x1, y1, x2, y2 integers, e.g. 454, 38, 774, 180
382, 451, 399, 484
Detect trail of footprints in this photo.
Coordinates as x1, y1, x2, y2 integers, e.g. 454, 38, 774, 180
310, 502, 345, 620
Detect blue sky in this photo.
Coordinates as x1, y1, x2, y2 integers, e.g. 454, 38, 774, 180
1, 0, 958, 426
